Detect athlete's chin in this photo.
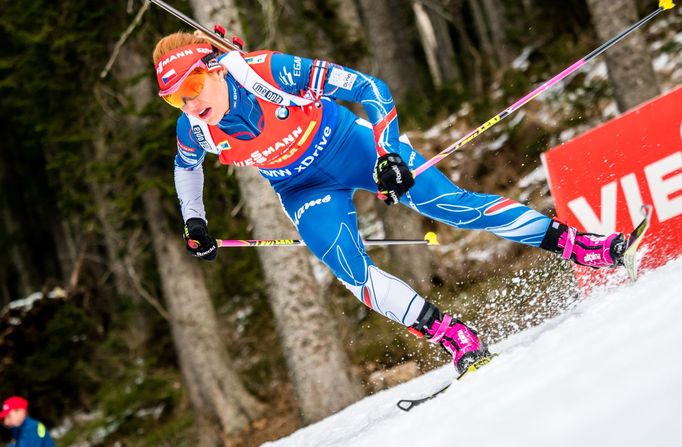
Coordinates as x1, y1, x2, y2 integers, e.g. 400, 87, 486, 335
205, 115, 220, 126
202, 108, 228, 126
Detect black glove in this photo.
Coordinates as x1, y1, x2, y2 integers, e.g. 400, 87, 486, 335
183, 218, 218, 261
373, 153, 415, 205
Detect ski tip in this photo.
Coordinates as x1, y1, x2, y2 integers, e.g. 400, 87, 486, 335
622, 204, 653, 282
624, 261, 638, 282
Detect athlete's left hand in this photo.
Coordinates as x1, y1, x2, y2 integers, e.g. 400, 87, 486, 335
373, 153, 415, 205
184, 218, 218, 261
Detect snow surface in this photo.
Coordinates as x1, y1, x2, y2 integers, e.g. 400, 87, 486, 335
264, 258, 682, 447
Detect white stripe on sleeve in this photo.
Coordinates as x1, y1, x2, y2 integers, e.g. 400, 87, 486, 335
174, 165, 207, 223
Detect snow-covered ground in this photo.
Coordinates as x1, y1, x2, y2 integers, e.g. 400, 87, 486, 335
264, 257, 682, 447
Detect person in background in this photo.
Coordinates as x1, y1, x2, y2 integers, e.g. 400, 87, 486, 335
1, 396, 55, 447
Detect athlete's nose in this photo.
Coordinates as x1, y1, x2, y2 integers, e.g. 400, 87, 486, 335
183, 98, 207, 117
183, 97, 199, 111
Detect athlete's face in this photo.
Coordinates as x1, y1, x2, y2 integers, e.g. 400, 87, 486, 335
2, 409, 26, 428
182, 69, 230, 126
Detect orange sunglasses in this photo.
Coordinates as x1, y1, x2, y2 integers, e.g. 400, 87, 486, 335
160, 69, 207, 109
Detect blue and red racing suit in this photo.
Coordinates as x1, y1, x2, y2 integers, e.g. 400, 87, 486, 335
174, 50, 552, 326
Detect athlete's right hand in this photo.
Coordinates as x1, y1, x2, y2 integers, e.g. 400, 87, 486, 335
373, 153, 415, 205
184, 218, 218, 261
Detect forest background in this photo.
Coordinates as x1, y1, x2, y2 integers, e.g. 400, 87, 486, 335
1, 0, 680, 445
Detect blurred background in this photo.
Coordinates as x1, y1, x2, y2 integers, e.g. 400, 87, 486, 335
1, 0, 680, 445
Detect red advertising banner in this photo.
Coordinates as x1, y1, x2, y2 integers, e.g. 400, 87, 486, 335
542, 85, 682, 288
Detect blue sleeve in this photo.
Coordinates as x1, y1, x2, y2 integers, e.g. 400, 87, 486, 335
41, 431, 56, 447
175, 114, 207, 170
15, 418, 55, 447
270, 53, 401, 155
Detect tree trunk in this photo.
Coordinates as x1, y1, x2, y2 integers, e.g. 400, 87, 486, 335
412, 0, 461, 88
468, 0, 496, 72
101, 42, 166, 351
451, 0, 484, 95
585, 0, 661, 112
236, 168, 364, 422
329, 0, 371, 72
191, 0, 364, 423
96, 43, 147, 300
520, 0, 533, 16
90, 118, 152, 351
1, 202, 34, 298
142, 188, 265, 446
481, 0, 509, 66
48, 213, 74, 287
356, 0, 424, 101
87, 151, 132, 300
333, 0, 365, 43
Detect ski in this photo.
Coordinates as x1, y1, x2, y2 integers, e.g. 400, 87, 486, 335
396, 354, 497, 412
622, 205, 653, 282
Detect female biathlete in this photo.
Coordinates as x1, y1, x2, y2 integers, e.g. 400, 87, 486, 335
153, 32, 626, 374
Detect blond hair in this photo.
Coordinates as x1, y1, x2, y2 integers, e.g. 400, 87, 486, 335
153, 31, 213, 64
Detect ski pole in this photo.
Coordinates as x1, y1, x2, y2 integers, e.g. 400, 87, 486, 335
413, 0, 676, 178
149, 0, 245, 54
213, 231, 439, 248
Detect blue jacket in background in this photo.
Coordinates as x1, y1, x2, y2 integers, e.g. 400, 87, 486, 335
8, 416, 55, 447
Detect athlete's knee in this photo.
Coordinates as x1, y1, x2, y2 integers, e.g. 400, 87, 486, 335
340, 265, 425, 325
323, 245, 372, 286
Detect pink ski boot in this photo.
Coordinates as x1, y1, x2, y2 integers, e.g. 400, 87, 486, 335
540, 219, 627, 268
410, 303, 490, 375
